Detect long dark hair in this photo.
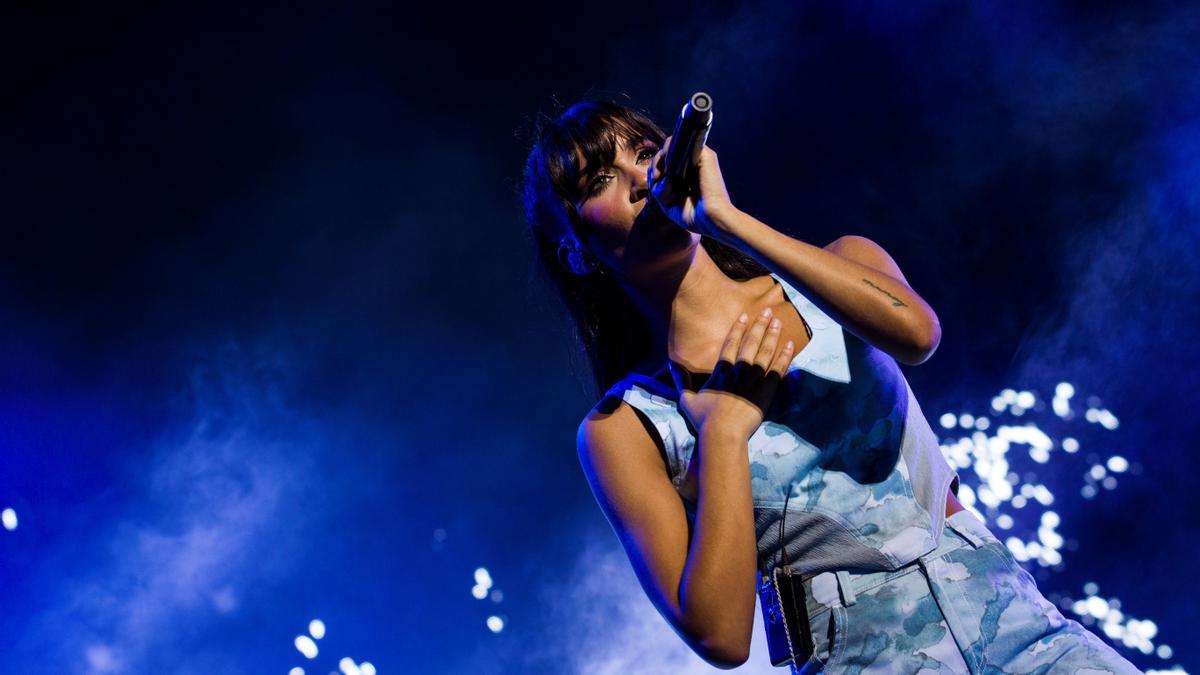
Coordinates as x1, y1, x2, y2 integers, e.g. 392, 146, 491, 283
519, 95, 770, 401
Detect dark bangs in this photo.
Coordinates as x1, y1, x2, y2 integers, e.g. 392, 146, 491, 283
538, 100, 668, 208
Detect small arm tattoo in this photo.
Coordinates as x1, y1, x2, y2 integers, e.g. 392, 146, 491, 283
861, 278, 908, 307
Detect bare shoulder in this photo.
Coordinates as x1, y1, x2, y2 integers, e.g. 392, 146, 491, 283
576, 395, 665, 474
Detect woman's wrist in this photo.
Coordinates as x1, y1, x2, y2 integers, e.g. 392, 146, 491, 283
703, 202, 755, 251
698, 424, 750, 451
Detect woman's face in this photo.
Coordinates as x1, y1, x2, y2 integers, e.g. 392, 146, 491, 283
571, 135, 694, 272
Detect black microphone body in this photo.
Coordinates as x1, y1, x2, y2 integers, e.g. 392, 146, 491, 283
639, 92, 714, 228
663, 92, 714, 198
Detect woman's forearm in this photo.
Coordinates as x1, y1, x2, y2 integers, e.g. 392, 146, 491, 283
677, 427, 758, 666
708, 205, 940, 365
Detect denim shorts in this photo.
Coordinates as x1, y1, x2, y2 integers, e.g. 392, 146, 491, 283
791, 510, 1142, 674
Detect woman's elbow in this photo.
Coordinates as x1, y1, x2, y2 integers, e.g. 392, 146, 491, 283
899, 318, 941, 366
697, 639, 751, 669
682, 625, 750, 669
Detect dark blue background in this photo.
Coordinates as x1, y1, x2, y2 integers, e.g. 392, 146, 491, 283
1, 2, 1197, 673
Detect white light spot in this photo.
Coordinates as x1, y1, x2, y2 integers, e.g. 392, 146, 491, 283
1006, 537, 1027, 561
361, 663, 377, 675
1016, 391, 1036, 408
471, 584, 488, 599
1000, 388, 1017, 402
974, 417, 990, 430
1042, 511, 1060, 527
1089, 465, 1107, 480
1038, 527, 1064, 550
487, 615, 505, 633
288, 668, 304, 675
978, 485, 999, 508
1102, 476, 1118, 490
474, 567, 493, 585
1081, 485, 1097, 499
959, 413, 975, 428
295, 635, 318, 659
1084, 582, 1099, 595
1011, 495, 1027, 508
1, 508, 16, 531
996, 514, 1014, 529
1055, 382, 1075, 398
1034, 485, 1054, 505
309, 619, 326, 640
1085, 408, 1100, 422
958, 484, 977, 507
1062, 437, 1080, 453
1085, 596, 1109, 619
1107, 456, 1129, 473
991, 397, 1006, 412
1155, 644, 1173, 659
1052, 397, 1071, 418
339, 657, 361, 675
939, 413, 957, 429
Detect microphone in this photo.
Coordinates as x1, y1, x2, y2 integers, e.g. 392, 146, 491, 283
639, 92, 714, 227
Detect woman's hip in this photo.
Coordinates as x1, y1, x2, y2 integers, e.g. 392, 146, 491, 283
796, 511, 1141, 674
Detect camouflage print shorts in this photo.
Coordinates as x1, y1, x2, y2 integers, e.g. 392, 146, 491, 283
793, 510, 1142, 674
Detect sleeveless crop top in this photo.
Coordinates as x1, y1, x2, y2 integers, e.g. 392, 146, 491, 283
601, 271, 960, 578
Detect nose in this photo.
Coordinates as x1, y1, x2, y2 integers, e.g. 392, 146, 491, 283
627, 163, 650, 203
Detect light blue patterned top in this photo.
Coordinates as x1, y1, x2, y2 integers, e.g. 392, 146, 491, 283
602, 271, 960, 577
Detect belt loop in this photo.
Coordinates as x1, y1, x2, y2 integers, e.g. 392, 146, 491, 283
945, 512, 987, 550
834, 570, 857, 606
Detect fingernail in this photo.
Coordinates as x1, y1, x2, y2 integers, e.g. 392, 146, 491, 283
738, 313, 748, 323
761, 306, 772, 318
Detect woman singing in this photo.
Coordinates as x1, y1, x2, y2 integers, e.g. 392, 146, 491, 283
519, 97, 1139, 673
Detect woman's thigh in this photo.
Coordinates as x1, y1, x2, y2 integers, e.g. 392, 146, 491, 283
924, 535, 1141, 674
806, 530, 1142, 674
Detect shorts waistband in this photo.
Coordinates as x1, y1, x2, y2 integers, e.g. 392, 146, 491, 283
799, 510, 997, 620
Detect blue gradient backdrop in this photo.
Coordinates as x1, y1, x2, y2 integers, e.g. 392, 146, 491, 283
1, 2, 1197, 673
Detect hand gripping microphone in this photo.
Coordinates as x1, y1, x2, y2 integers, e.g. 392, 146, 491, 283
639, 91, 714, 227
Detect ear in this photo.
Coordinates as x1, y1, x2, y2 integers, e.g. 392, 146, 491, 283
556, 240, 596, 275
